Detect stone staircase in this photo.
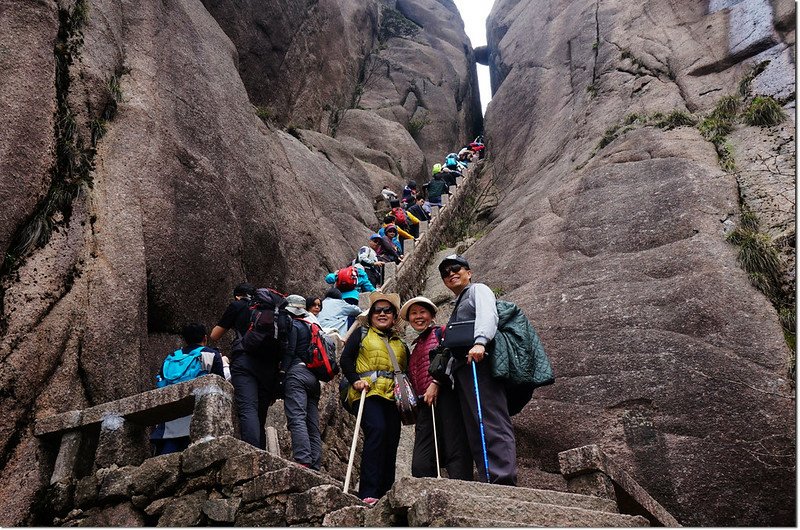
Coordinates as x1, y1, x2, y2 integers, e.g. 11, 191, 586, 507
324, 477, 649, 527
34, 374, 680, 526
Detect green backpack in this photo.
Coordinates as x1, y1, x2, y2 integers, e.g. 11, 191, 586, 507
489, 300, 555, 415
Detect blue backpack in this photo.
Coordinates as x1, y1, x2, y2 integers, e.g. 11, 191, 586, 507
156, 346, 207, 388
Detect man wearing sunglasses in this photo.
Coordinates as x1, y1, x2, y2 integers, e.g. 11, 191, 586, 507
439, 254, 517, 486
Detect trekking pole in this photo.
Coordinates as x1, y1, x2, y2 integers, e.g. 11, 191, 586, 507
343, 388, 367, 494
431, 402, 442, 479
471, 361, 491, 483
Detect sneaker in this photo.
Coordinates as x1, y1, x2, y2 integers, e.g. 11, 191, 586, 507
362, 497, 379, 507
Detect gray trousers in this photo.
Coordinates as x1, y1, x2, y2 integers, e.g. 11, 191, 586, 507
283, 364, 322, 469
454, 359, 517, 485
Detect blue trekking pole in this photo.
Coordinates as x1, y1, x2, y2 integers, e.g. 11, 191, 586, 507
471, 361, 491, 483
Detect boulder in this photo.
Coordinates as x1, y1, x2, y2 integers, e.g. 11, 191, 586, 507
479, 0, 795, 525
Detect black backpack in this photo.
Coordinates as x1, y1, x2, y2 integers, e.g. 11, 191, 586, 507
234, 287, 290, 355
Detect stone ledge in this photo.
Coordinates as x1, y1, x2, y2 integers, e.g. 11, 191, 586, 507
387, 476, 618, 513
35, 375, 233, 436
558, 445, 681, 527
406, 488, 650, 527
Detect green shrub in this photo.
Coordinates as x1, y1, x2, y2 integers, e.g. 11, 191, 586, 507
698, 115, 734, 143
716, 141, 736, 172
255, 106, 273, 122
624, 113, 645, 125
407, 117, 429, 137
742, 95, 785, 126
726, 227, 781, 287
597, 124, 620, 149
107, 75, 123, 103
90, 118, 107, 146
379, 7, 420, 42
655, 110, 696, 129
711, 95, 740, 121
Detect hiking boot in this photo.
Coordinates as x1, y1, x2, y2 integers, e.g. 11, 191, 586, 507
362, 497, 379, 507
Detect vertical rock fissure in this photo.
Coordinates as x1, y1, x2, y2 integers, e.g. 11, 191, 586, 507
0, 0, 93, 333
591, 0, 600, 87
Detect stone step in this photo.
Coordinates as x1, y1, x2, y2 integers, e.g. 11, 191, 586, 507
434, 514, 640, 527
406, 489, 649, 527
388, 477, 618, 514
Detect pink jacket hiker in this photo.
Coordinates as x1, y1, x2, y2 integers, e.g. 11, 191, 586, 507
407, 325, 443, 398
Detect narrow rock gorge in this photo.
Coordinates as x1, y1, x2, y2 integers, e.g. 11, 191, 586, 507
0, 0, 794, 526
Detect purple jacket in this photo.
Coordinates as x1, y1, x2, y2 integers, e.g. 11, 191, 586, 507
408, 326, 442, 397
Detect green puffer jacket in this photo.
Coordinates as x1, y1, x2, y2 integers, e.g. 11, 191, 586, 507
489, 300, 554, 388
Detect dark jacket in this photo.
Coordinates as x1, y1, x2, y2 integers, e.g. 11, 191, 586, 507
425, 177, 448, 200
283, 318, 312, 370
375, 235, 401, 263
408, 203, 430, 222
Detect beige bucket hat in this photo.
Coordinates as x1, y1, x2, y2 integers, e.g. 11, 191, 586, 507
367, 291, 401, 314
399, 296, 438, 321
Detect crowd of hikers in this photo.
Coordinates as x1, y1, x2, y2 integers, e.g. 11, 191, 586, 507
151, 137, 550, 505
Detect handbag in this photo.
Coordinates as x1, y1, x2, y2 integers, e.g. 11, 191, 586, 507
441, 287, 475, 349
381, 336, 418, 425
441, 320, 475, 349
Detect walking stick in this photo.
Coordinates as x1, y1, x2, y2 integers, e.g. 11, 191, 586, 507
431, 402, 442, 479
471, 361, 491, 483
343, 388, 367, 493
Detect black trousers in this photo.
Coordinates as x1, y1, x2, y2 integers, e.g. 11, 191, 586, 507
358, 396, 401, 499
230, 353, 278, 449
454, 359, 517, 485
411, 385, 473, 480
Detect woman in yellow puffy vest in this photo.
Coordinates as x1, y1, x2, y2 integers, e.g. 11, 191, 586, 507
340, 292, 408, 505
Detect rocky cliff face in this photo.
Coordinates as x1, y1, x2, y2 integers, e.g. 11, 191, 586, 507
477, 0, 795, 526
0, 0, 480, 525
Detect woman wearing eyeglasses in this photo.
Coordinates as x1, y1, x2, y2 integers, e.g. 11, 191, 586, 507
438, 254, 517, 486
340, 291, 409, 505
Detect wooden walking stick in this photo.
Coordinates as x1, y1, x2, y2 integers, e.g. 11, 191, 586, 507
431, 401, 442, 479
343, 388, 367, 493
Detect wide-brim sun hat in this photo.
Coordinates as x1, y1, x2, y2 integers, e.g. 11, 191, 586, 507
368, 291, 401, 314
399, 296, 437, 321
354, 292, 404, 332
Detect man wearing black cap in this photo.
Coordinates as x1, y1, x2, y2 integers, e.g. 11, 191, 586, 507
439, 255, 517, 485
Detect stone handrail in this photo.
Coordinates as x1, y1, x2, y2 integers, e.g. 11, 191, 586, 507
558, 444, 681, 527
385, 166, 480, 300
35, 375, 234, 485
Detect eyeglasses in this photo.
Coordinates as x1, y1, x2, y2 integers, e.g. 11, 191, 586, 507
372, 306, 395, 315
440, 264, 464, 277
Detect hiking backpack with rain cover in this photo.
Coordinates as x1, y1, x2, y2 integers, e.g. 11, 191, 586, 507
391, 206, 409, 230
236, 287, 290, 355
299, 318, 339, 382
335, 266, 358, 292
